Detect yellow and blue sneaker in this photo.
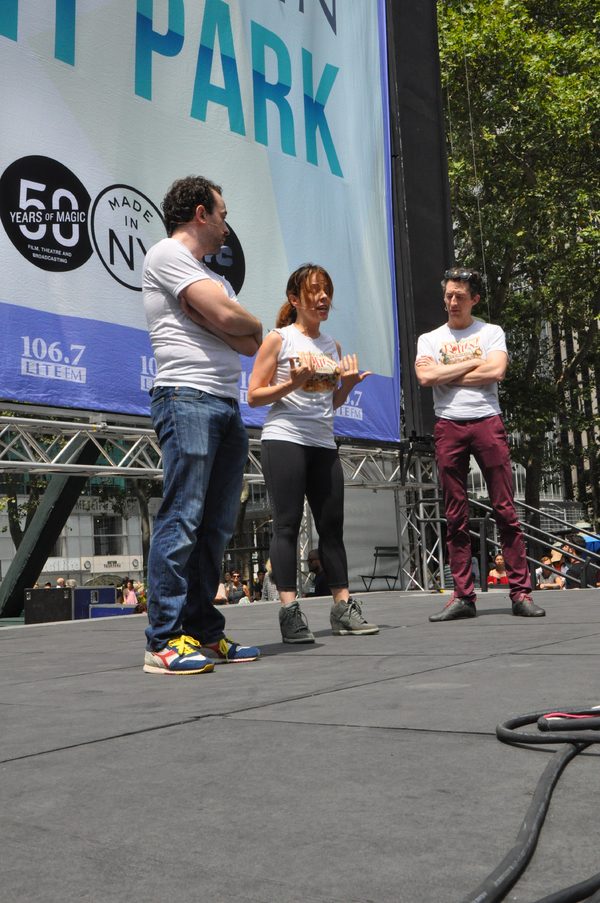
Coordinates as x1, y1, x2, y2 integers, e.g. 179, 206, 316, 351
143, 635, 215, 674
200, 636, 260, 663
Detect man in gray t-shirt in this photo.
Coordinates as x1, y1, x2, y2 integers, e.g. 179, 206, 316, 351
142, 176, 263, 674
415, 267, 544, 622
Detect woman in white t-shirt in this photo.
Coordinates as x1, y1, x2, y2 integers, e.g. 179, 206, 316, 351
248, 264, 379, 644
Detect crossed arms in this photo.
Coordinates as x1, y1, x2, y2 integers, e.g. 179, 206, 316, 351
179, 278, 263, 357
414, 350, 507, 387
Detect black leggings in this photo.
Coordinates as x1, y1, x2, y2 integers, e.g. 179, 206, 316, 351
261, 440, 348, 593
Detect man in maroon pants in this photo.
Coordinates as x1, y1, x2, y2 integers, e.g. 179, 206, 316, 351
415, 267, 544, 621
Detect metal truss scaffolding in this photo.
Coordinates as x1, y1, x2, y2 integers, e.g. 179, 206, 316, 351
0, 413, 443, 593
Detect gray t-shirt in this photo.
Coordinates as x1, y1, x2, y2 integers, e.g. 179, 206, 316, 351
416, 320, 507, 419
143, 238, 241, 399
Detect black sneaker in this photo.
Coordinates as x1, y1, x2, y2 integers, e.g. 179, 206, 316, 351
429, 595, 477, 622
279, 600, 315, 643
512, 593, 545, 617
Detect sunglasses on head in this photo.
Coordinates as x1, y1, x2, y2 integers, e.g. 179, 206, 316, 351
444, 268, 476, 282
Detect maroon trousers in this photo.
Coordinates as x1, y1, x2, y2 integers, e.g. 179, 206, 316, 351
434, 414, 531, 602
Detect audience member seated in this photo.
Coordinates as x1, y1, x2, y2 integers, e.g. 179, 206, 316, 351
303, 549, 330, 597
550, 548, 568, 574
253, 569, 265, 601
487, 553, 509, 585
536, 556, 564, 590
563, 534, 600, 588
261, 560, 280, 602
227, 571, 250, 604
214, 582, 228, 605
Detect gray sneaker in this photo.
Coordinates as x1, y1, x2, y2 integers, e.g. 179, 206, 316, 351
330, 597, 379, 635
279, 600, 315, 644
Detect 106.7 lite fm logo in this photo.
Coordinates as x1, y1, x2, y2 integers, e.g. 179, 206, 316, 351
0, 155, 246, 293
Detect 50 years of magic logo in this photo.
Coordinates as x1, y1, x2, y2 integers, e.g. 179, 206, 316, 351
0, 156, 245, 293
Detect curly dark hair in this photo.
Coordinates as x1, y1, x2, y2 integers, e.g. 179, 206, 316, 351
441, 267, 484, 299
161, 176, 223, 237
276, 264, 334, 328
564, 532, 586, 550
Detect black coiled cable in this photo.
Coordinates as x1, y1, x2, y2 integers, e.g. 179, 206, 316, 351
460, 708, 600, 903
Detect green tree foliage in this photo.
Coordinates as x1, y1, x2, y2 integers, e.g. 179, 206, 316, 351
438, 0, 600, 517
0, 475, 48, 550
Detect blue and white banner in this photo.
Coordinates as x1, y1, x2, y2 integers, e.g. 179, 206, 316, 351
0, 0, 400, 442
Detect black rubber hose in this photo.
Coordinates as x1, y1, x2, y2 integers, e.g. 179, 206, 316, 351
531, 872, 600, 903
459, 708, 600, 903
459, 743, 583, 903
538, 714, 600, 733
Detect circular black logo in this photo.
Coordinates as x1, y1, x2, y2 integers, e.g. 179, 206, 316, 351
203, 225, 245, 294
90, 185, 166, 291
0, 156, 93, 271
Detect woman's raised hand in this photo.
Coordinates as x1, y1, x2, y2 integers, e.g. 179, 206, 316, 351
339, 354, 372, 391
289, 352, 316, 388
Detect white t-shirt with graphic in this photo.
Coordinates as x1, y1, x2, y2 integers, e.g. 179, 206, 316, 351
143, 238, 241, 399
416, 321, 507, 419
261, 325, 340, 448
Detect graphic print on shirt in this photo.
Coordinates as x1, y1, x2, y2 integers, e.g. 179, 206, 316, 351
295, 352, 340, 392
440, 335, 483, 365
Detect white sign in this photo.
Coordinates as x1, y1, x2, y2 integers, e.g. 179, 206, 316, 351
42, 557, 81, 573
81, 556, 143, 573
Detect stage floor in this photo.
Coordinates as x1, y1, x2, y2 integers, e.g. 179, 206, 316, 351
1, 589, 599, 903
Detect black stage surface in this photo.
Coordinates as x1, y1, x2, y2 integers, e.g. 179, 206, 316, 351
1, 589, 599, 903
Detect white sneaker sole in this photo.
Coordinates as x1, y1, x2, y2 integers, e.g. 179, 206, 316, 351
281, 635, 315, 644
142, 662, 214, 674
331, 625, 379, 635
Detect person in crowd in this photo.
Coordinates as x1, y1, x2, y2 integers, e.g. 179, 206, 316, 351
56, 577, 66, 588
303, 550, 330, 598
261, 559, 280, 602
550, 548, 568, 575
253, 569, 265, 600
142, 175, 262, 672
415, 267, 544, 621
226, 571, 250, 605
563, 534, 600, 588
214, 582, 228, 605
536, 556, 564, 590
123, 579, 138, 605
43, 582, 52, 589
247, 263, 379, 642
487, 553, 509, 585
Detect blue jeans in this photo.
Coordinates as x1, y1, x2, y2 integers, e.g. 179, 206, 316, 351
145, 386, 248, 651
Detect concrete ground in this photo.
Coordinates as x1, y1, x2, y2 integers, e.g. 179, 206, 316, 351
1, 588, 599, 903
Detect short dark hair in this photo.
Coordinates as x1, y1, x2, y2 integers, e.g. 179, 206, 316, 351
162, 176, 223, 237
442, 267, 483, 299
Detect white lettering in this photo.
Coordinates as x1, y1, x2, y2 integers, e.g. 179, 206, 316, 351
21, 358, 87, 384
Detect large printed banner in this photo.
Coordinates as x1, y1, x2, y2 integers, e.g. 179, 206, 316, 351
0, 0, 400, 442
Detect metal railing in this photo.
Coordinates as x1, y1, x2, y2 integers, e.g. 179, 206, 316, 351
413, 496, 600, 591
